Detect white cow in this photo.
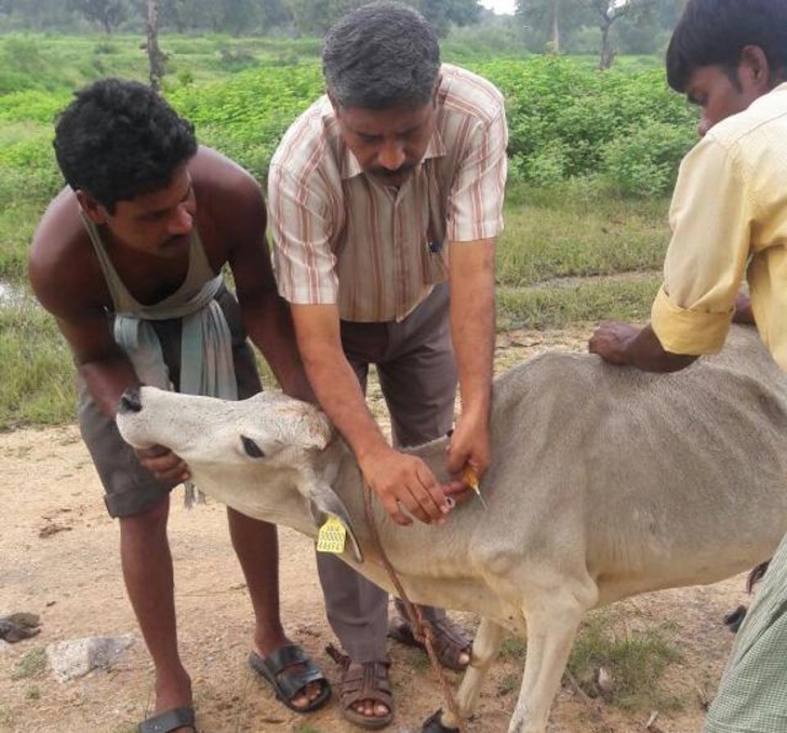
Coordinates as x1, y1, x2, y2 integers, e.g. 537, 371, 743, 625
116, 325, 787, 733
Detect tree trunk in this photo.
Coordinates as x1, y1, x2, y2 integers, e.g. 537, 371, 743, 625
146, 0, 166, 92
550, 0, 560, 54
599, 20, 614, 69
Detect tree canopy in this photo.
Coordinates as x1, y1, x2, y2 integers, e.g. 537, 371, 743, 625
516, 0, 687, 65
1, 0, 481, 36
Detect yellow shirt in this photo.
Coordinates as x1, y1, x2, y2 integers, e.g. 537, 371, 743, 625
651, 82, 787, 370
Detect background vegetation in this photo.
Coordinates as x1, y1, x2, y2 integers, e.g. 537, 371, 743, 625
0, 5, 702, 716
0, 9, 695, 437
0, 0, 686, 60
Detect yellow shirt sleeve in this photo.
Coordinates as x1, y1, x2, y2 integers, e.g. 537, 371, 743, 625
651, 134, 753, 356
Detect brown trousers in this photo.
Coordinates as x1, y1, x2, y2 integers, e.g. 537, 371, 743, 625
316, 283, 458, 663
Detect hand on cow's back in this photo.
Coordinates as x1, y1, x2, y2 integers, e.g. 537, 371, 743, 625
588, 322, 638, 365
359, 444, 453, 527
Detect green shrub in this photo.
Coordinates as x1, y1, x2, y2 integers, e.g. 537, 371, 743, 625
177, 69, 195, 87
0, 91, 70, 124
217, 45, 259, 72
601, 118, 696, 197
471, 57, 697, 192
0, 54, 698, 206
94, 40, 118, 54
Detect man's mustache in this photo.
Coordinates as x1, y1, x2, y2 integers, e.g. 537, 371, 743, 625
368, 162, 417, 179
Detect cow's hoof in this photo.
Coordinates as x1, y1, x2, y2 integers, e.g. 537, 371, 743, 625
422, 708, 459, 733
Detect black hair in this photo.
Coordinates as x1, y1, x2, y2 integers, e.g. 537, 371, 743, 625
53, 78, 197, 210
322, 1, 440, 109
667, 0, 787, 92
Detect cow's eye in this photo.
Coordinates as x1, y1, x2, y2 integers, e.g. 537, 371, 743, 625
241, 435, 265, 458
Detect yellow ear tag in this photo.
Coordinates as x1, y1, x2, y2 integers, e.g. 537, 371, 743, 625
317, 516, 347, 554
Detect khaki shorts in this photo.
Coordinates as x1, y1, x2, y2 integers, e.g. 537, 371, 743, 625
78, 287, 262, 518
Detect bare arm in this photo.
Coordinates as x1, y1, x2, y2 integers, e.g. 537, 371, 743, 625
291, 303, 451, 526
447, 238, 496, 477
589, 322, 698, 373
224, 175, 313, 402
28, 196, 188, 483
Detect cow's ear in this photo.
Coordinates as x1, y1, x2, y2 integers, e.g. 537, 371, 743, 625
307, 484, 363, 563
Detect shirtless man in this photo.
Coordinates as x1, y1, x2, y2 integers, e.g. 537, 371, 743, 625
29, 79, 329, 733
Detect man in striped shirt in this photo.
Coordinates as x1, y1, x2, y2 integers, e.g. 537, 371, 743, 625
268, 1, 507, 728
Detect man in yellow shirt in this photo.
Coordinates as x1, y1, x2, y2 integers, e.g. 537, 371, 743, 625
589, 1, 787, 731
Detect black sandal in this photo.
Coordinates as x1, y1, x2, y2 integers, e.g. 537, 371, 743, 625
248, 644, 331, 713
138, 706, 196, 733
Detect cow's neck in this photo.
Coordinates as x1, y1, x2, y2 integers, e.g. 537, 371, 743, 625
315, 435, 452, 518
312, 434, 461, 564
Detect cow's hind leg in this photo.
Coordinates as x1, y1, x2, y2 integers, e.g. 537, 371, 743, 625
422, 618, 505, 732
508, 591, 585, 733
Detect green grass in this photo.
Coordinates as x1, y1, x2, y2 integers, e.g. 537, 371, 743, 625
0, 294, 75, 429
465, 611, 684, 713
499, 183, 670, 286
10, 648, 47, 681
498, 633, 527, 661
0, 202, 45, 280
567, 611, 684, 713
497, 275, 662, 331
494, 182, 668, 330
496, 671, 520, 696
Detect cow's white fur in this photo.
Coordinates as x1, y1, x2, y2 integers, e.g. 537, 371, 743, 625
117, 326, 787, 733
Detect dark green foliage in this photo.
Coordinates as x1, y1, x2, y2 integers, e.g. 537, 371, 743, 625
480, 56, 696, 191
167, 64, 323, 180
0, 49, 697, 194
516, 0, 689, 61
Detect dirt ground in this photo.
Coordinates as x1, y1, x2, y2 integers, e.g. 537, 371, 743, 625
0, 328, 753, 733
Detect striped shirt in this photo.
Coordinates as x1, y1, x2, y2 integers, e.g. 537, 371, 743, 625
268, 64, 508, 322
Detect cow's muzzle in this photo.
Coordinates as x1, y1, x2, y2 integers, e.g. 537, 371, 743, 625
118, 386, 143, 414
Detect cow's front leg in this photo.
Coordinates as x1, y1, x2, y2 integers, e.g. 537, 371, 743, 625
508, 592, 585, 733
422, 617, 506, 731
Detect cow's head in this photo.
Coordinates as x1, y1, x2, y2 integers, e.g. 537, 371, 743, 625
116, 386, 363, 562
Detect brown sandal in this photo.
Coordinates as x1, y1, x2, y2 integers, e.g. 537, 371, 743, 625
388, 615, 472, 671
326, 644, 393, 730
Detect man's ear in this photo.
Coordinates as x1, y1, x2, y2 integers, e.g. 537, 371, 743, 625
327, 88, 340, 114
75, 190, 108, 225
739, 45, 772, 93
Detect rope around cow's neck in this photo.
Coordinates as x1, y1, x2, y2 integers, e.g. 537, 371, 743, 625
362, 482, 466, 733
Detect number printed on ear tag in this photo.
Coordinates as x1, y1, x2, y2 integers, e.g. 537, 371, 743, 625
317, 516, 347, 553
